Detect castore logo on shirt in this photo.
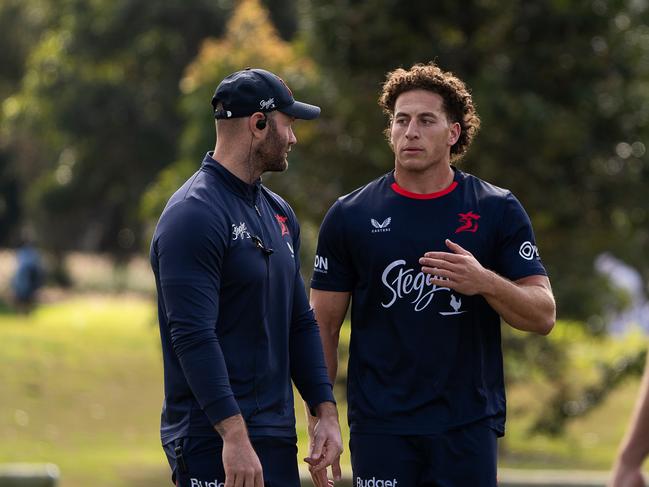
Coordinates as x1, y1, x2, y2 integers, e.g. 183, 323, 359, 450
371, 217, 392, 233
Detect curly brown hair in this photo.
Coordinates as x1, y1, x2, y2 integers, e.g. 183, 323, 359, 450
379, 62, 481, 161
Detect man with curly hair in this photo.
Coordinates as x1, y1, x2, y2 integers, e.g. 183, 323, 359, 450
306, 62, 556, 486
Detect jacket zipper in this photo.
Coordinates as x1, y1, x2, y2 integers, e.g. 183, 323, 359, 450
251, 197, 269, 418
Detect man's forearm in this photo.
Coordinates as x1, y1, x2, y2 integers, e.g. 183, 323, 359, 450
315, 400, 338, 419
481, 272, 555, 335
320, 326, 340, 384
302, 331, 339, 419
310, 290, 350, 384
419, 242, 554, 335
214, 413, 249, 441
617, 355, 649, 467
215, 413, 264, 484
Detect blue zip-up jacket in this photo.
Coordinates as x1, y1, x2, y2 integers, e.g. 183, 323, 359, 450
150, 152, 334, 444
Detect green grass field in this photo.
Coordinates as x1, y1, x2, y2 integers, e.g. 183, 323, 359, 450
0, 296, 167, 486
0, 295, 641, 486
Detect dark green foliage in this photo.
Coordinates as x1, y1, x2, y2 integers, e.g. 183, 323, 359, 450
530, 348, 646, 436
503, 321, 648, 437
263, 0, 299, 39
2, 0, 231, 254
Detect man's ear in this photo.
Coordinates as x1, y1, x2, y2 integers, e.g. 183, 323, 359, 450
249, 112, 267, 137
449, 122, 461, 146
384, 121, 394, 150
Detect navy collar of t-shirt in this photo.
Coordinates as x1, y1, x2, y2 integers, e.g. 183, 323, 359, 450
201, 151, 262, 205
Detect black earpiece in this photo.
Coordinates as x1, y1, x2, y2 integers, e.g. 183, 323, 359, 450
256, 115, 267, 130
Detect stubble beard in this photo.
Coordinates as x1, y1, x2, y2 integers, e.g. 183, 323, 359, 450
394, 142, 449, 174
395, 151, 444, 175
255, 121, 288, 174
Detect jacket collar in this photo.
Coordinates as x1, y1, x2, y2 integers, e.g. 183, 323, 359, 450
201, 152, 261, 203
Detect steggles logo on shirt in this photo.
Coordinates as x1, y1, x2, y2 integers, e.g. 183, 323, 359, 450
381, 259, 451, 311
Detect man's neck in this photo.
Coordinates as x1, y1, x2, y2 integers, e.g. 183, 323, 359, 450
212, 148, 261, 185
393, 162, 454, 194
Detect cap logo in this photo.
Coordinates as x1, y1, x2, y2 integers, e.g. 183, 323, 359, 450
277, 77, 293, 97
260, 98, 275, 110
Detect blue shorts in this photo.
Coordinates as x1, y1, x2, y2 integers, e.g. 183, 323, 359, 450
163, 436, 300, 487
350, 422, 498, 487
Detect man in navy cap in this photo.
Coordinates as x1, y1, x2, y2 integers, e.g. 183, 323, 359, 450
151, 68, 342, 487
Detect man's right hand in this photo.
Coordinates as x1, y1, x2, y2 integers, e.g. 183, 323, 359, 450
216, 415, 264, 487
304, 401, 342, 486
305, 410, 333, 487
608, 464, 646, 487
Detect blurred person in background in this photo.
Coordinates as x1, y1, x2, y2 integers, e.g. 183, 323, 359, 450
307, 62, 556, 486
609, 353, 649, 486
11, 231, 44, 314
150, 68, 342, 487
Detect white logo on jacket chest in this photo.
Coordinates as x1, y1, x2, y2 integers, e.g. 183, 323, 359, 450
231, 222, 251, 240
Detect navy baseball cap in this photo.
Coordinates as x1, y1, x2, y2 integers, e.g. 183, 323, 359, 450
211, 68, 320, 120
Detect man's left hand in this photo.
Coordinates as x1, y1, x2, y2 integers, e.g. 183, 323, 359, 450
419, 239, 492, 296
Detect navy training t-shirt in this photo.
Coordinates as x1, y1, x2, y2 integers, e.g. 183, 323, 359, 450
311, 168, 547, 436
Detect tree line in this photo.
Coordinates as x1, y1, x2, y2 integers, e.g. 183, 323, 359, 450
1, 0, 648, 430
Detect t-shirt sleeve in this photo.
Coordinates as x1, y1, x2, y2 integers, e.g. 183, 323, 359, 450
156, 201, 240, 425
494, 192, 547, 281
310, 200, 356, 291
